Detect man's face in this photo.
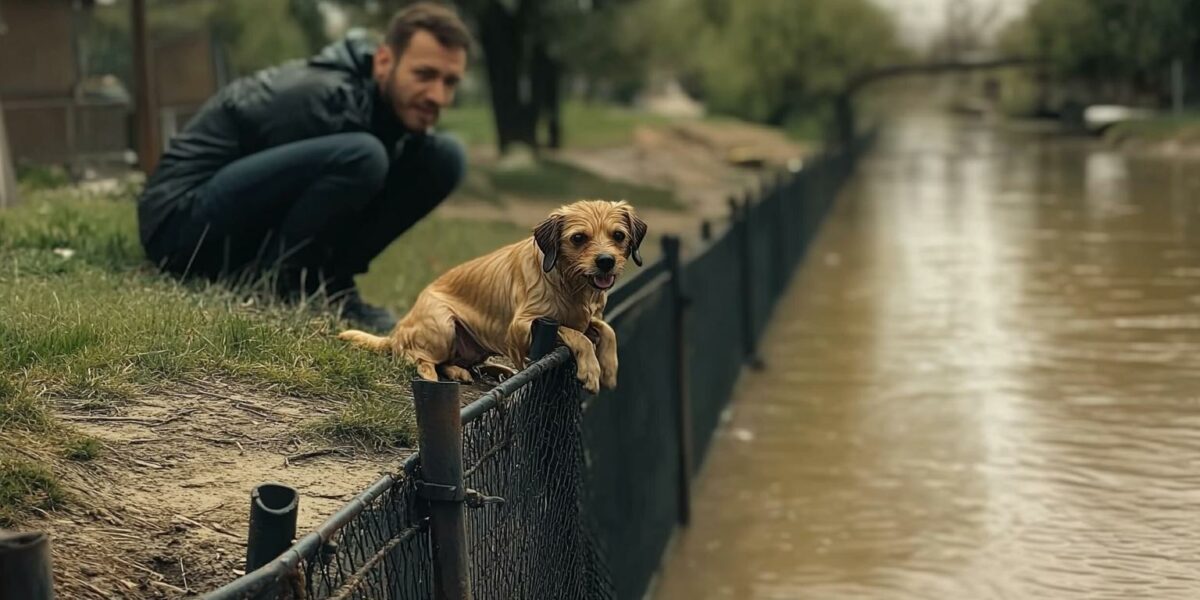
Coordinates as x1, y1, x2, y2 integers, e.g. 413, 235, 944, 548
373, 30, 467, 132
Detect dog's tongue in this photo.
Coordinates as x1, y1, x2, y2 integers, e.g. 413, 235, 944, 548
592, 274, 616, 290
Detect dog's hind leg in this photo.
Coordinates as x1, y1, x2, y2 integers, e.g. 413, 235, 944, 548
414, 360, 440, 382
338, 330, 393, 353
440, 365, 474, 384
394, 299, 462, 383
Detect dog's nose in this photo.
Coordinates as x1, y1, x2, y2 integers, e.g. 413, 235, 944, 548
596, 254, 616, 272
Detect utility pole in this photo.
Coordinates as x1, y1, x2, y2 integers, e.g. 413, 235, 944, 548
1172, 58, 1185, 118
0, 4, 17, 209
132, 0, 160, 173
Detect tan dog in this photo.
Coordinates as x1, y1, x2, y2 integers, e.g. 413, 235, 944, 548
338, 200, 647, 393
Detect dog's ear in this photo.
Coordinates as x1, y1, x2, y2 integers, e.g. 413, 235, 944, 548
533, 215, 562, 273
622, 206, 649, 267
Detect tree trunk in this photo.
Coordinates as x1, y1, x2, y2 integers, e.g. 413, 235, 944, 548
531, 40, 562, 149
132, 0, 160, 173
834, 93, 855, 148
479, 1, 538, 154
0, 97, 19, 209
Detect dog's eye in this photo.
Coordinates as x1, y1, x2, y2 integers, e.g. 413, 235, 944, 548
570, 233, 588, 245
612, 231, 626, 243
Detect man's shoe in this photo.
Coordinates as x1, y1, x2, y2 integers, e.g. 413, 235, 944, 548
336, 288, 398, 334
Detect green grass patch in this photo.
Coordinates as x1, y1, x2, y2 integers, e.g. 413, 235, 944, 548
0, 383, 54, 433
15, 164, 73, 191
0, 183, 547, 477
0, 187, 505, 404
439, 100, 679, 150
1104, 112, 1200, 143
1, 382, 72, 524
62, 437, 103, 461
0, 458, 66, 527
305, 396, 418, 450
354, 217, 531, 313
438, 103, 498, 147
484, 159, 681, 211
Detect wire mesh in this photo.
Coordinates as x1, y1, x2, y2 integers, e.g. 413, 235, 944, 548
203, 467, 433, 600
585, 280, 681, 600
683, 230, 745, 473
463, 350, 615, 600
300, 471, 433, 600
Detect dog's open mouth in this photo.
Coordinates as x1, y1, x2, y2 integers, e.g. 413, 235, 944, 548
590, 273, 617, 290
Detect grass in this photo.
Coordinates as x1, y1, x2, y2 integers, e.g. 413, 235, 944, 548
483, 159, 681, 211
0, 181, 535, 524
16, 164, 74, 190
1104, 112, 1200, 143
1, 382, 71, 526
62, 437, 104, 461
0, 458, 66, 527
356, 217, 530, 313
439, 100, 678, 149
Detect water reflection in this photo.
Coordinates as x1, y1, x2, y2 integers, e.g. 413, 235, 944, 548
653, 108, 1200, 599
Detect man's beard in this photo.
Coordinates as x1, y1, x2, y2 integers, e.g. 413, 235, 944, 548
380, 64, 399, 109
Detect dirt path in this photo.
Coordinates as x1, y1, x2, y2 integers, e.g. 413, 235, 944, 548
443, 120, 810, 250
31, 377, 489, 598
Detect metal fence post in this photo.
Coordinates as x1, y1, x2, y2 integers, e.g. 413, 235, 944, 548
414, 378, 471, 600
0, 530, 54, 600
245, 483, 299, 572
529, 317, 560, 360
662, 236, 692, 525
773, 170, 790, 293
731, 196, 765, 370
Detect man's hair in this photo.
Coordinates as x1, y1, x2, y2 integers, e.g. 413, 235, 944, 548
386, 2, 473, 56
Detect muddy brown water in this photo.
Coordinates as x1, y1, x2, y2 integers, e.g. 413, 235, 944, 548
653, 109, 1200, 599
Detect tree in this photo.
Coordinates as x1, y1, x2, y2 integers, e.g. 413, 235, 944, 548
1002, 0, 1200, 105
692, 0, 901, 127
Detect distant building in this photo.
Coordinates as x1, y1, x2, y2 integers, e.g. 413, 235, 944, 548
0, 0, 228, 172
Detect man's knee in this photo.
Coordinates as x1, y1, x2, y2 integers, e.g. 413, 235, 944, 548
416, 133, 467, 197
332, 132, 389, 191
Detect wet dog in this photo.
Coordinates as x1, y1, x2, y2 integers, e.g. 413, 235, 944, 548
338, 200, 647, 393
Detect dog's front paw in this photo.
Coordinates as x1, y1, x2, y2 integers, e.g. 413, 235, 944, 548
577, 364, 601, 395
599, 352, 618, 390
601, 371, 617, 391
441, 365, 474, 384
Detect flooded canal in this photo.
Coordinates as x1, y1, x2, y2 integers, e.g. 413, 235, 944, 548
653, 108, 1200, 599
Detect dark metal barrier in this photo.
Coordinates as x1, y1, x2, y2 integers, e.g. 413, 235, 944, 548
582, 131, 877, 600
460, 322, 613, 599
585, 276, 680, 600
189, 129, 875, 600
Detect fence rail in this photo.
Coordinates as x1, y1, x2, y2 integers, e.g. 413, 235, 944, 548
5, 131, 874, 600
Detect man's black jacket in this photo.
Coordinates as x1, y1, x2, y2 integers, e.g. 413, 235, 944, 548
137, 32, 409, 251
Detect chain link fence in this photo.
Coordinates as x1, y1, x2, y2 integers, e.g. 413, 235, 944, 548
201, 131, 872, 600
204, 460, 434, 600
204, 341, 612, 600
582, 132, 877, 600
463, 349, 614, 600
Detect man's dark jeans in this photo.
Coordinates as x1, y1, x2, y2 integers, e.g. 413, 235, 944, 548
146, 131, 465, 294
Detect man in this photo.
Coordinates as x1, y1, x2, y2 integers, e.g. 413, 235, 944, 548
137, 2, 471, 333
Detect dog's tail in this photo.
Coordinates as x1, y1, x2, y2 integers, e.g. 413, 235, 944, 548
337, 329, 393, 354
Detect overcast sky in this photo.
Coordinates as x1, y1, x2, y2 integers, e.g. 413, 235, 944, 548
870, 0, 1032, 51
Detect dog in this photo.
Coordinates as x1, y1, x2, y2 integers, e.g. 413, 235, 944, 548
338, 200, 647, 394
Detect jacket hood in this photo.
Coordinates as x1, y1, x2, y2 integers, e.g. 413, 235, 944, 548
309, 29, 378, 78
